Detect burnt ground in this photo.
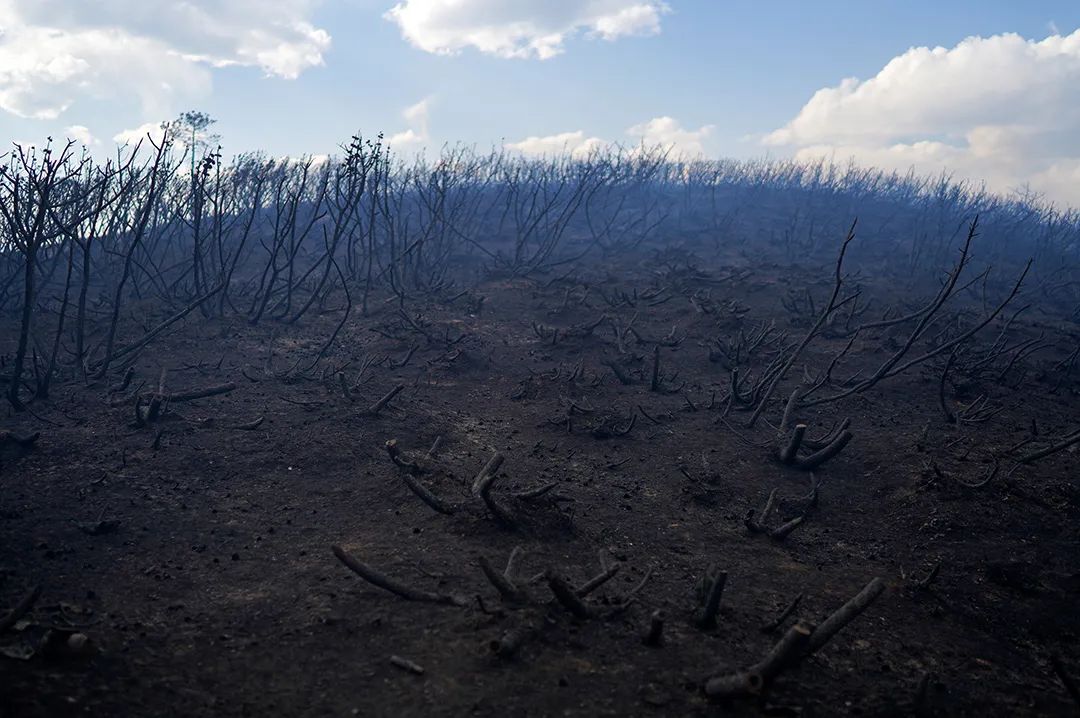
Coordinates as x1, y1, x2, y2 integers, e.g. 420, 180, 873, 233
1, 241, 1079, 717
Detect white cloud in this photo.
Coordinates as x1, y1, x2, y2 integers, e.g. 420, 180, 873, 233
384, 0, 670, 60
506, 116, 713, 158
765, 28, 1080, 206
0, 24, 208, 120
64, 124, 98, 145
388, 129, 424, 147
402, 98, 430, 128
0, 0, 329, 119
506, 130, 605, 158
113, 121, 168, 146
626, 116, 714, 156
388, 98, 432, 149
277, 153, 330, 168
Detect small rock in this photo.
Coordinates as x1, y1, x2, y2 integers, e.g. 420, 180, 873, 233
66, 633, 93, 656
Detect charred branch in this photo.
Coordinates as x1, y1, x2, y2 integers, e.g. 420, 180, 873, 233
331, 545, 465, 606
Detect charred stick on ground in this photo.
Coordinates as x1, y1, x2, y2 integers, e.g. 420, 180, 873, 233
332, 545, 465, 606
365, 384, 404, 415
706, 621, 814, 698
0, 584, 42, 633
697, 569, 729, 629
643, 609, 665, 647
706, 577, 885, 698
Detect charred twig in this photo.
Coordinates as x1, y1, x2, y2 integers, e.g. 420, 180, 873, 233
747, 221, 857, 427
338, 372, 354, 402
403, 473, 456, 515
776, 389, 853, 470
621, 567, 654, 604
1019, 427, 1080, 464
394, 345, 419, 369
472, 451, 516, 526
697, 568, 728, 630
0, 584, 42, 633
746, 486, 812, 540
777, 424, 807, 464
107, 380, 147, 408
471, 452, 506, 495
800, 472, 821, 508
682, 393, 698, 412
643, 609, 665, 647
545, 570, 596, 619
490, 623, 534, 659
109, 367, 135, 393
605, 359, 636, 385
912, 562, 941, 591
648, 345, 684, 393
576, 560, 620, 597
803, 261, 1032, 408
707, 577, 884, 698
744, 489, 779, 533
769, 515, 806, 540
952, 462, 1000, 490
777, 421, 853, 471
365, 384, 404, 416
514, 481, 559, 501
278, 396, 323, 408
385, 439, 426, 475
389, 655, 425, 675
231, 416, 264, 430
761, 592, 804, 633
165, 381, 236, 403
478, 553, 529, 605
589, 411, 636, 439
914, 672, 934, 716
805, 577, 886, 655
779, 387, 802, 433
801, 419, 851, 451
706, 621, 814, 698
386, 440, 455, 513
637, 404, 663, 425
331, 545, 465, 606
546, 556, 638, 619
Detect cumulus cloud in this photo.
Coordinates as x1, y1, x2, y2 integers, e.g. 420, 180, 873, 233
277, 153, 330, 168
0, 0, 329, 119
388, 98, 432, 149
505, 130, 605, 157
384, 0, 670, 59
765, 29, 1080, 206
626, 116, 714, 156
64, 124, 98, 146
507, 116, 714, 158
0, 24, 208, 120
113, 121, 168, 146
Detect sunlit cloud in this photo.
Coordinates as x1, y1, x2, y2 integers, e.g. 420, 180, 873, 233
765, 28, 1080, 206
0, 0, 329, 120
385, 0, 670, 60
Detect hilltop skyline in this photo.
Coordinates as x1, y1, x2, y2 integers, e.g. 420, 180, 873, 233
2, 1, 1079, 206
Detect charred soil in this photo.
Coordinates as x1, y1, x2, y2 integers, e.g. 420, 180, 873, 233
2, 241, 1079, 717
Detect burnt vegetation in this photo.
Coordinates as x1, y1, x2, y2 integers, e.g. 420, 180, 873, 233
1, 124, 1080, 716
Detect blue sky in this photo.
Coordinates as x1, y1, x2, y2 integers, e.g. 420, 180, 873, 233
2, 1, 1080, 204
